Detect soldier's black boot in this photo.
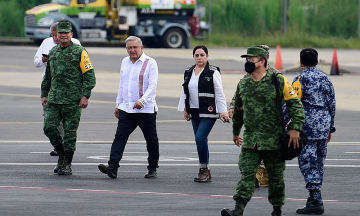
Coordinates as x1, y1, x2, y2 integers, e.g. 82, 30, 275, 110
271, 206, 282, 216
296, 189, 324, 214
53, 145, 64, 173
221, 198, 247, 216
58, 151, 74, 175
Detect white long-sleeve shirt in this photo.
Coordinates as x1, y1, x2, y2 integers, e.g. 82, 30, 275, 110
116, 52, 158, 113
177, 68, 227, 113
34, 37, 81, 77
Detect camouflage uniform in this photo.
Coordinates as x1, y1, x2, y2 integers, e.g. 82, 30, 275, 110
231, 47, 305, 207
229, 45, 278, 188
41, 23, 96, 153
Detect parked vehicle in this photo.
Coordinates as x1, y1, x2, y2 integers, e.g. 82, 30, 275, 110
24, 0, 206, 48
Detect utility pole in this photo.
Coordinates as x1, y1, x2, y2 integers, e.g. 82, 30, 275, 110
283, 0, 287, 34
209, 0, 212, 32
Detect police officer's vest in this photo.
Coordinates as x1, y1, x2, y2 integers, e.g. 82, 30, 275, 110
182, 62, 220, 118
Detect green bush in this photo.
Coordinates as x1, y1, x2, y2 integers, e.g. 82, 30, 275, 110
197, 0, 359, 39
0, 0, 49, 37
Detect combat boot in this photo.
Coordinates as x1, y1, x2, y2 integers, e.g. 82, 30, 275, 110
271, 206, 282, 216
58, 151, 74, 175
259, 168, 269, 187
194, 167, 212, 182
296, 189, 324, 214
53, 145, 64, 173
221, 198, 247, 216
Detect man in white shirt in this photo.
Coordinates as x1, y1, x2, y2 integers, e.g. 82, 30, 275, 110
98, 36, 160, 179
34, 22, 81, 156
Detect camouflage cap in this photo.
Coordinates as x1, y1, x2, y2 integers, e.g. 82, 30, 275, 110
57, 22, 72, 33
253, 45, 270, 52
241, 47, 268, 58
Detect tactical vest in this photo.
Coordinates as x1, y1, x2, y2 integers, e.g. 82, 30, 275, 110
182, 62, 220, 118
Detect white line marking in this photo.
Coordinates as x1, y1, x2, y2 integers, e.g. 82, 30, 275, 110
191, 152, 230, 154
30, 152, 51, 154
0, 163, 359, 168
345, 152, 360, 154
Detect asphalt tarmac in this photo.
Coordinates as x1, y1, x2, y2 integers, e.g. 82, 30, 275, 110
0, 46, 359, 216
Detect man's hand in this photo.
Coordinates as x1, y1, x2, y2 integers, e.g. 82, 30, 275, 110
288, 130, 300, 149
228, 109, 234, 119
41, 97, 47, 106
327, 133, 332, 143
183, 109, 190, 121
233, 135, 243, 147
42, 56, 47, 63
133, 101, 143, 109
220, 112, 230, 123
114, 108, 120, 118
79, 96, 88, 108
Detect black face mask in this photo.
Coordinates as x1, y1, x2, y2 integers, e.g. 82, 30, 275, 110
245, 61, 256, 74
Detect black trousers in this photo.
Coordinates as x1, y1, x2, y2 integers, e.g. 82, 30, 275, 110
108, 110, 159, 171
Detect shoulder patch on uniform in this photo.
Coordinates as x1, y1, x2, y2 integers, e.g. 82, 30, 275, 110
278, 74, 298, 101
80, 50, 93, 74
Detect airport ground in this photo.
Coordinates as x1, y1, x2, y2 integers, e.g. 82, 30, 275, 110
0, 45, 359, 215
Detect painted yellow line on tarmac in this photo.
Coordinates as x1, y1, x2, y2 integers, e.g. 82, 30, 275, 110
0, 92, 39, 98
0, 64, 32, 69
0, 92, 177, 109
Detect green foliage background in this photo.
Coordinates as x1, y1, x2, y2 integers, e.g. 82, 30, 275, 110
0, 0, 48, 37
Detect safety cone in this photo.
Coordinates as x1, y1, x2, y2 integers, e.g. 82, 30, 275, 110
274, 45, 284, 71
330, 49, 340, 75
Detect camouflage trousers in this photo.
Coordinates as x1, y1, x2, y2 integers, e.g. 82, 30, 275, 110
43, 102, 82, 152
298, 139, 327, 190
233, 148, 285, 206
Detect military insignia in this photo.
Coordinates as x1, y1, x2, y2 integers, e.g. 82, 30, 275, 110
205, 76, 212, 81
85, 64, 92, 69
289, 90, 295, 96
208, 106, 213, 112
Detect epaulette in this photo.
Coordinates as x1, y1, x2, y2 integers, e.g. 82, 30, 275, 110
185, 65, 195, 73
209, 65, 221, 73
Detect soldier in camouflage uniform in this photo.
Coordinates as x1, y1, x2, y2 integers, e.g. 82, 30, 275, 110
228, 45, 276, 188
41, 22, 96, 175
221, 47, 305, 216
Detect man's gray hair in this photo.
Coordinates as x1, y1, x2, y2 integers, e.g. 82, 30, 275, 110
125, 36, 142, 47
50, 22, 59, 31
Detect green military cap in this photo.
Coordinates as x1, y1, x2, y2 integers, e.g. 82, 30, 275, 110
254, 44, 270, 52
241, 47, 268, 58
57, 22, 72, 33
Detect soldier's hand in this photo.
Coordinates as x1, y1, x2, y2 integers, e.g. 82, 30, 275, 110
183, 109, 190, 121
327, 133, 332, 143
114, 108, 120, 118
288, 130, 300, 149
79, 96, 88, 108
228, 109, 234, 119
42, 56, 47, 63
233, 135, 243, 147
133, 101, 143, 109
41, 97, 47, 106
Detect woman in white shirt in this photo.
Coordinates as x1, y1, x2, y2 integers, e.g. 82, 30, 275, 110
178, 45, 230, 182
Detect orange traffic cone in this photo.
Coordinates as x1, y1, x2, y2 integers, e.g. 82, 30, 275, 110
274, 45, 284, 71
330, 49, 340, 75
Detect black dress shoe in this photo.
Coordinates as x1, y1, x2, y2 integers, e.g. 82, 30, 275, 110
98, 164, 117, 179
144, 170, 157, 178
50, 149, 58, 156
